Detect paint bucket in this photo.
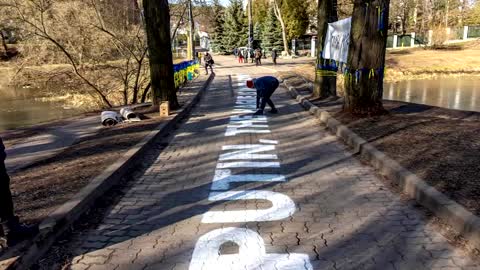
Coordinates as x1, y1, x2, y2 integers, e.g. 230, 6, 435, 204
101, 111, 122, 126
119, 107, 137, 120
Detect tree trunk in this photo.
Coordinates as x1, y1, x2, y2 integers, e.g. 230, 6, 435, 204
0, 31, 9, 57
343, 0, 389, 115
141, 82, 151, 103
273, 0, 290, 56
143, 0, 179, 109
313, 0, 338, 98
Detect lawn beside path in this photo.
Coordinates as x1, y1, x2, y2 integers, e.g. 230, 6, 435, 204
278, 73, 480, 217
0, 74, 209, 225
288, 39, 480, 83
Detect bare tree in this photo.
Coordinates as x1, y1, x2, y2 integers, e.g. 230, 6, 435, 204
272, 0, 290, 56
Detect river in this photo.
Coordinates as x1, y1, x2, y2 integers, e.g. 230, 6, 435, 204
384, 77, 480, 112
0, 86, 82, 131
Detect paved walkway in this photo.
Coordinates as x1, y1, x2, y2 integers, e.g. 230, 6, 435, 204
55, 68, 480, 270
26, 57, 474, 269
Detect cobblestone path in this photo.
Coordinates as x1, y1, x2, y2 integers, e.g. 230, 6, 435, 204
63, 73, 479, 270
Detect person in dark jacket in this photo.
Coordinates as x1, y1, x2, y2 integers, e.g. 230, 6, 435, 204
203, 52, 214, 75
0, 137, 38, 247
255, 49, 262, 66
271, 49, 278, 65
246, 76, 279, 115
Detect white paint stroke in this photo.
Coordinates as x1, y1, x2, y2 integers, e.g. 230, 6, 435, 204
259, 139, 279, 145
227, 124, 269, 129
217, 161, 280, 168
211, 169, 285, 190
230, 115, 267, 122
220, 144, 277, 160
202, 191, 296, 223
225, 129, 270, 137
189, 227, 312, 270
232, 109, 257, 114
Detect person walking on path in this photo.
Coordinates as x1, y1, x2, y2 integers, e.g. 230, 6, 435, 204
233, 48, 238, 59
246, 76, 279, 116
255, 49, 263, 66
271, 49, 278, 65
203, 52, 214, 75
238, 50, 244, 63
0, 137, 38, 247
244, 49, 249, 64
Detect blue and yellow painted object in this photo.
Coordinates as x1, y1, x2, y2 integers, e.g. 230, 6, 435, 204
173, 60, 200, 89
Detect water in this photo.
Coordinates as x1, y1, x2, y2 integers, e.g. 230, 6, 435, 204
0, 86, 81, 131
384, 77, 480, 112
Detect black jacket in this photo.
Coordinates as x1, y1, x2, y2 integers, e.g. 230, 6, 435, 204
0, 137, 5, 162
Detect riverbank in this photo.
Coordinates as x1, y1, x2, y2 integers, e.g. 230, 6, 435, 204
278, 72, 480, 218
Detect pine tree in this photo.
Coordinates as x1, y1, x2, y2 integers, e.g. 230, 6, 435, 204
210, 0, 226, 53
254, 22, 263, 41
221, 0, 247, 52
262, 7, 283, 54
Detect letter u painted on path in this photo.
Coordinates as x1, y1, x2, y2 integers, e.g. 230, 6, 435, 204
189, 75, 312, 269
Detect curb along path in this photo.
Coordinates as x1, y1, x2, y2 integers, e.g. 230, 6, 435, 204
189, 74, 312, 269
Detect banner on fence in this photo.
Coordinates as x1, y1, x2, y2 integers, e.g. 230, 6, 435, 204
322, 17, 351, 63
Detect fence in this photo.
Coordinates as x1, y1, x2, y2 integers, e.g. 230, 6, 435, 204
173, 60, 199, 89
468, 26, 480, 38
386, 25, 480, 49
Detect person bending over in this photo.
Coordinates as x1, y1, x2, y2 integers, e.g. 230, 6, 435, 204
246, 76, 279, 116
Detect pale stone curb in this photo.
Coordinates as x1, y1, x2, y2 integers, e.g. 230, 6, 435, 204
284, 79, 480, 251
3, 74, 215, 270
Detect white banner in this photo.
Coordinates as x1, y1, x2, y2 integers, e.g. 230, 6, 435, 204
322, 17, 352, 63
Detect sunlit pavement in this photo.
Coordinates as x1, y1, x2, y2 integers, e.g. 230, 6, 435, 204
64, 58, 479, 270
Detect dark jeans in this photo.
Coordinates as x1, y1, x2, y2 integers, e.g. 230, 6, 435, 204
255, 58, 261, 66
204, 64, 213, 74
0, 160, 14, 222
259, 87, 278, 111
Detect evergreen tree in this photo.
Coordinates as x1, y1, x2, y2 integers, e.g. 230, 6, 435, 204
254, 22, 263, 41
221, 0, 247, 52
210, 0, 226, 53
262, 7, 283, 54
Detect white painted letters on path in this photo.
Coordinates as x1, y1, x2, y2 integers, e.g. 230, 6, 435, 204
189, 228, 313, 270
190, 75, 313, 269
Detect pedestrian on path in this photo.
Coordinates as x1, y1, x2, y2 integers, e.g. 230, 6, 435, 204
255, 49, 263, 66
203, 52, 214, 75
238, 50, 244, 63
244, 49, 249, 64
247, 76, 279, 116
233, 48, 238, 59
271, 49, 278, 65
0, 137, 38, 247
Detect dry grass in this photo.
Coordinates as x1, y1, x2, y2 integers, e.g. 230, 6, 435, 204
285, 41, 480, 82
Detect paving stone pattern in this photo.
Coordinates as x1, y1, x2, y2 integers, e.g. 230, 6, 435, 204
65, 74, 479, 270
